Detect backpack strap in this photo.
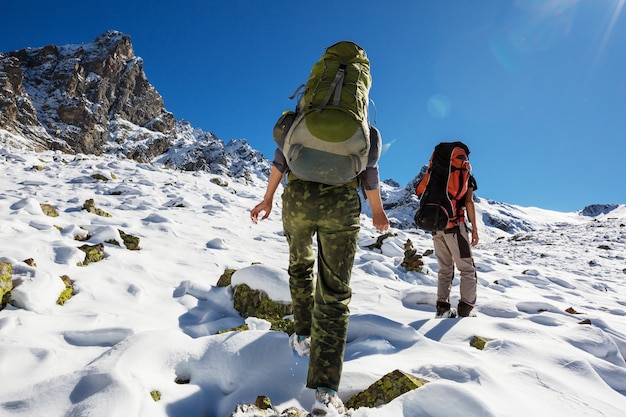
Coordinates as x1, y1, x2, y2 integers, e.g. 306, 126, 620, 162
316, 64, 346, 112
288, 84, 305, 100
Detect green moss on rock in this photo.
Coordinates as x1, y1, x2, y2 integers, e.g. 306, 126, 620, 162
90, 173, 109, 182
210, 177, 228, 187
82, 199, 112, 218
346, 369, 428, 410
78, 243, 105, 266
118, 229, 140, 250
216, 268, 237, 287
470, 336, 488, 350
232, 283, 292, 320
150, 390, 161, 401
57, 287, 73, 305
0, 261, 13, 309
57, 275, 74, 306
40, 203, 59, 217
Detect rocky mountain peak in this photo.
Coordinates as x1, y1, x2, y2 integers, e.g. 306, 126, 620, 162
0, 30, 173, 159
1, 30, 271, 182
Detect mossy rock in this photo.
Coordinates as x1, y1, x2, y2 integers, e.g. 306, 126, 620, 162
210, 177, 228, 187
40, 203, 59, 217
57, 275, 74, 306
118, 229, 140, 250
150, 390, 161, 402
216, 323, 250, 334
82, 199, 112, 218
90, 173, 109, 182
216, 268, 237, 287
470, 335, 488, 350
78, 243, 105, 266
227, 283, 295, 333
0, 261, 13, 308
57, 286, 74, 306
232, 283, 292, 319
345, 369, 428, 410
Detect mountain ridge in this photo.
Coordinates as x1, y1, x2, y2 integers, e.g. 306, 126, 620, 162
1, 30, 622, 227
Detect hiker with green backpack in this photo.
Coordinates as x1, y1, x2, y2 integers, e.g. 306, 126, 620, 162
250, 41, 389, 416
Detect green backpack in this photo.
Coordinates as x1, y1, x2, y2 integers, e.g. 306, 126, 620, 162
273, 41, 372, 185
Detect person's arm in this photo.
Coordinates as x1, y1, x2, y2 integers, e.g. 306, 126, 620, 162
364, 188, 390, 232
464, 188, 479, 246
250, 165, 283, 223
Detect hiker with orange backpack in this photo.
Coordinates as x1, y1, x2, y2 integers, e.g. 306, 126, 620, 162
250, 41, 389, 416
415, 141, 479, 318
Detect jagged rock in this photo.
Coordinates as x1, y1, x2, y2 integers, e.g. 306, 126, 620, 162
377, 171, 423, 229
0, 32, 278, 183
1, 30, 174, 159
0, 261, 13, 308
581, 204, 619, 217
345, 369, 428, 410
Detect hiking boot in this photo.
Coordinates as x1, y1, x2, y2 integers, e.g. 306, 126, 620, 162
435, 301, 457, 318
289, 333, 310, 356
458, 301, 475, 317
311, 387, 345, 416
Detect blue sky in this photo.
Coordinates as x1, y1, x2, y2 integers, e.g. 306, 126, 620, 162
2, 0, 625, 212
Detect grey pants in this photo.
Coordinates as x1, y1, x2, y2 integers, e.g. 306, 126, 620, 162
433, 224, 477, 306
282, 179, 361, 391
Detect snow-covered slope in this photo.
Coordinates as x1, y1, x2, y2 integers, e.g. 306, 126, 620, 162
0, 147, 624, 417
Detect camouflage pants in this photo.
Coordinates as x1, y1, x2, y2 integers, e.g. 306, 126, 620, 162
282, 179, 361, 392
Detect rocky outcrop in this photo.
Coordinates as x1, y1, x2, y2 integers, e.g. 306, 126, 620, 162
1, 31, 273, 181
581, 204, 619, 217
0, 30, 174, 159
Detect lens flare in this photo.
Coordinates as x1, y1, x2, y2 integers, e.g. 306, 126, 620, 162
427, 94, 452, 119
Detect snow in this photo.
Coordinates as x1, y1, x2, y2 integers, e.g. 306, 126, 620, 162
0, 146, 625, 417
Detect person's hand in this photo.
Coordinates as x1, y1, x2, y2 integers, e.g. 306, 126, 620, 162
372, 210, 390, 232
471, 228, 479, 246
250, 199, 272, 223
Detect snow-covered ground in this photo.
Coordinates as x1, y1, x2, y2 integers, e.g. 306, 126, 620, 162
0, 147, 625, 417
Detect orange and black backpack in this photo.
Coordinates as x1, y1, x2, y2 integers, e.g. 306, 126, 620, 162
414, 141, 471, 231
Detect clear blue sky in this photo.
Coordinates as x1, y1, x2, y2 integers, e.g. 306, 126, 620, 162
2, 0, 625, 212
